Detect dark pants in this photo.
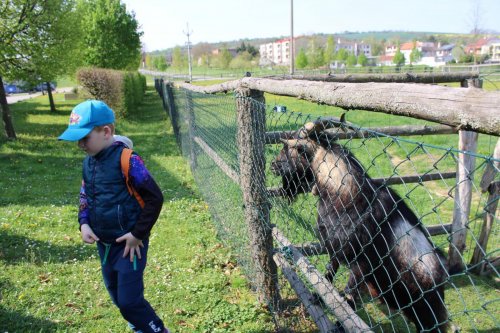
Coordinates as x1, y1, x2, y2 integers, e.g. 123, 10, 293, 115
97, 239, 164, 333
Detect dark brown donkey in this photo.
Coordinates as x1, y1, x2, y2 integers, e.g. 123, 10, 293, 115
271, 120, 449, 332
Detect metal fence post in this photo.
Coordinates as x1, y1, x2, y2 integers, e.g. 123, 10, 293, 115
235, 86, 280, 307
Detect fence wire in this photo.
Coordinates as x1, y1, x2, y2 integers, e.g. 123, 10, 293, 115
157, 79, 499, 333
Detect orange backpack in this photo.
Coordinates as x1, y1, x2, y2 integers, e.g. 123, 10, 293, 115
120, 148, 145, 209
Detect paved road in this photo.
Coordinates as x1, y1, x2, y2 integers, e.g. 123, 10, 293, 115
6, 87, 74, 104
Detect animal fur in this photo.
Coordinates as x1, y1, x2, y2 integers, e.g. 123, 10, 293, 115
271, 120, 449, 332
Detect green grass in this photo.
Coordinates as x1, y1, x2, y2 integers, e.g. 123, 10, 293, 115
0, 89, 274, 332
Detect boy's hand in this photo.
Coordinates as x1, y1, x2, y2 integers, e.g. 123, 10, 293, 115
116, 232, 144, 262
81, 224, 99, 244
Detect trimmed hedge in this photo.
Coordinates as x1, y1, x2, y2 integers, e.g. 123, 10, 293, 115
77, 68, 146, 118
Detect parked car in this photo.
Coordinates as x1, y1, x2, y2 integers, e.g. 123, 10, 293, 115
34, 82, 56, 92
3, 81, 57, 94
4, 84, 24, 94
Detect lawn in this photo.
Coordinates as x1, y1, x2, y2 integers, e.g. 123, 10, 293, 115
0, 88, 275, 332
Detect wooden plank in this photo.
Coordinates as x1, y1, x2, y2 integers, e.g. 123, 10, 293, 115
273, 253, 338, 333
479, 138, 500, 192
372, 172, 456, 185
426, 223, 453, 236
448, 130, 479, 274
265, 124, 457, 144
470, 182, 500, 273
179, 78, 500, 136
267, 172, 456, 198
193, 136, 239, 185
272, 227, 373, 332
269, 72, 480, 84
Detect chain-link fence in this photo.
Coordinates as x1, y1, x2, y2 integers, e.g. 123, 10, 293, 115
155, 76, 499, 333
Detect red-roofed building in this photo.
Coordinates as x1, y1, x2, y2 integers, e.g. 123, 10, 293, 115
465, 37, 489, 55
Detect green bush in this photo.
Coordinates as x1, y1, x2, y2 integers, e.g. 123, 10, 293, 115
77, 68, 146, 118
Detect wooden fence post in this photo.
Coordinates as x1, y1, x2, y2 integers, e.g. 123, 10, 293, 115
185, 89, 197, 170
448, 79, 481, 274
164, 83, 181, 148
236, 87, 280, 307
470, 138, 500, 274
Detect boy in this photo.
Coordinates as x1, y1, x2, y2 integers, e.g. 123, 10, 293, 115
59, 100, 169, 333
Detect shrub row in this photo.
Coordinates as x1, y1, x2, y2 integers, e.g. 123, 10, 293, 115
77, 68, 146, 118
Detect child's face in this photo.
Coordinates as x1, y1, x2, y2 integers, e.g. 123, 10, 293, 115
78, 127, 112, 156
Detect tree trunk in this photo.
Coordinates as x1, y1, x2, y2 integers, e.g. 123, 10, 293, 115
47, 82, 56, 112
0, 76, 17, 139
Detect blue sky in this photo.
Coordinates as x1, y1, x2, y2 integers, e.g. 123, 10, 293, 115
121, 0, 500, 51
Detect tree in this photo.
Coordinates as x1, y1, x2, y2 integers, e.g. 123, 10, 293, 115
77, 0, 142, 70
346, 54, 357, 67
171, 47, 186, 69
468, 0, 483, 35
307, 38, 324, 68
217, 48, 233, 69
393, 47, 406, 67
357, 53, 368, 66
368, 36, 384, 56
295, 49, 308, 69
409, 44, 422, 65
152, 55, 168, 71
0, 0, 81, 138
336, 48, 349, 62
323, 36, 336, 65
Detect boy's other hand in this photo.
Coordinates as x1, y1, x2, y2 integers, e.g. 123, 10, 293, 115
116, 232, 144, 262
81, 224, 100, 244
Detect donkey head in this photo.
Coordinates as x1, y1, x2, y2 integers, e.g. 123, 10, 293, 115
271, 120, 337, 199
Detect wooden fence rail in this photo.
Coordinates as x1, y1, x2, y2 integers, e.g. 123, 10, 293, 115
178, 77, 500, 136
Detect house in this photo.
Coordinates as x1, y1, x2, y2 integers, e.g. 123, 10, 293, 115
483, 38, 500, 62
399, 41, 436, 65
436, 43, 455, 63
378, 54, 394, 66
465, 37, 489, 56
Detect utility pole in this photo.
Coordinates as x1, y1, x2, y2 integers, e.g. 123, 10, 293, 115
183, 23, 193, 82
290, 0, 294, 75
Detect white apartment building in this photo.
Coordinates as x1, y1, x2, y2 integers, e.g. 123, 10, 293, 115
259, 39, 291, 66
336, 38, 372, 57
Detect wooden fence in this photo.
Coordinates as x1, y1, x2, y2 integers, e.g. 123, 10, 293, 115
157, 72, 500, 332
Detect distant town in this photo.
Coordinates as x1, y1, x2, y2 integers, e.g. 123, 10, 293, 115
144, 32, 500, 71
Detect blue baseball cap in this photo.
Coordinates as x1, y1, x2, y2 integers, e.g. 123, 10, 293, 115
58, 100, 115, 141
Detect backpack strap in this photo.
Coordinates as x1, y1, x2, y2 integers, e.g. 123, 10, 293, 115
121, 148, 145, 209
